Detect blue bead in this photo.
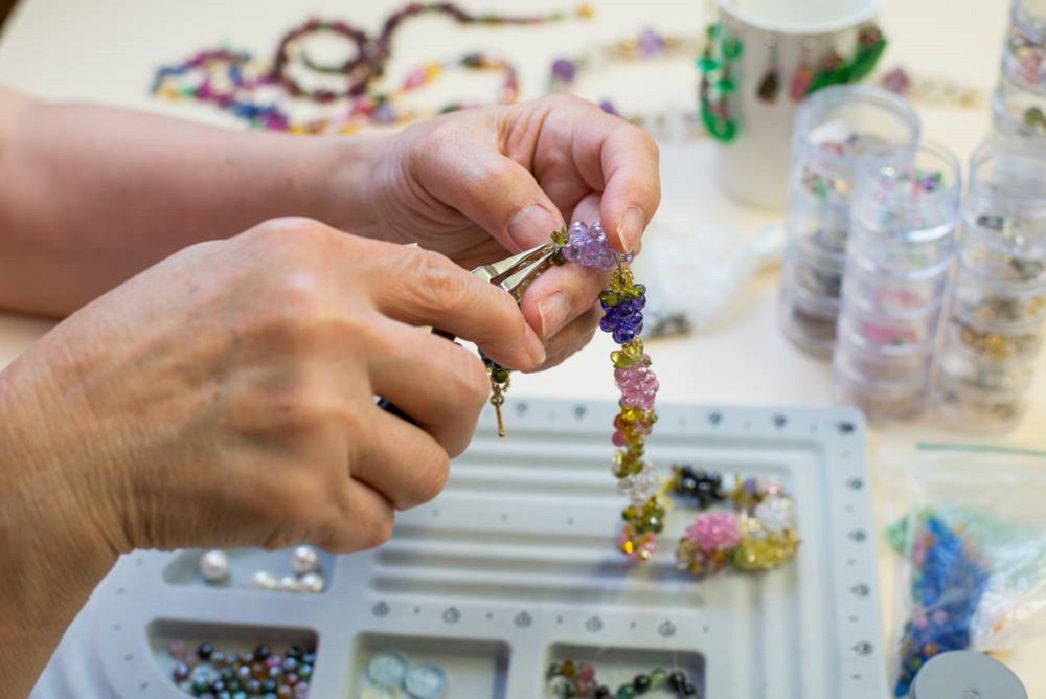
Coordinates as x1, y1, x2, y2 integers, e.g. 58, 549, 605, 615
613, 327, 636, 344
599, 315, 616, 333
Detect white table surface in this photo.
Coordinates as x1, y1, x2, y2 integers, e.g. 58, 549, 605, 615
2, 0, 1044, 695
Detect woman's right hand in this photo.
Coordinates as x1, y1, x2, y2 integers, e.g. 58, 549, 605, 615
0, 216, 545, 560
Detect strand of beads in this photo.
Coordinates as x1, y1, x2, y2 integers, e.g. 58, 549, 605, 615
152, 3, 590, 133
549, 222, 665, 562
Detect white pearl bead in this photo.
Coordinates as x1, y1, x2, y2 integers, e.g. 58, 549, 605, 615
291, 545, 320, 574
278, 575, 301, 592
297, 572, 325, 593
754, 496, 795, 535
199, 549, 230, 584
250, 570, 277, 590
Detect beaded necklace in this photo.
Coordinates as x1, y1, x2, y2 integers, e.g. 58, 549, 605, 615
152, 3, 591, 133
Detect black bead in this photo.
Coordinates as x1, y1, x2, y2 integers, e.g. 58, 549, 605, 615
241, 679, 258, 693
210, 679, 226, 693
302, 651, 317, 664
225, 679, 241, 692
680, 680, 698, 697
595, 686, 612, 698
261, 678, 278, 692
253, 644, 271, 660
667, 672, 686, 690
633, 674, 652, 693
287, 645, 305, 660
197, 642, 214, 660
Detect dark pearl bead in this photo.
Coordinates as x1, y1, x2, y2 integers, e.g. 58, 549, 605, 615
262, 678, 278, 692
680, 680, 698, 696
254, 645, 271, 660
633, 674, 651, 693
667, 672, 686, 690
242, 679, 259, 694
197, 642, 215, 660
173, 662, 190, 682
595, 686, 612, 698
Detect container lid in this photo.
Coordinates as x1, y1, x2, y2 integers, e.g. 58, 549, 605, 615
910, 651, 1027, 699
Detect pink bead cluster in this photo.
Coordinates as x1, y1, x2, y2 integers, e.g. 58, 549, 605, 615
614, 362, 659, 413
683, 512, 742, 551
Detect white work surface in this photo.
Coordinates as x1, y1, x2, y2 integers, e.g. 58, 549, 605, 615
1, 0, 1044, 695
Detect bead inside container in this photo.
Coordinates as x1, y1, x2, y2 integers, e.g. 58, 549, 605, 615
994, 0, 1046, 139
780, 86, 921, 356
932, 365, 1028, 430
837, 300, 940, 355
932, 137, 1046, 429
834, 359, 928, 420
782, 253, 845, 302
842, 259, 949, 318
778, 289, 839, 358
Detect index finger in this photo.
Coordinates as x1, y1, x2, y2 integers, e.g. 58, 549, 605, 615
362, 243, 546, 369
597, 122, 661, 254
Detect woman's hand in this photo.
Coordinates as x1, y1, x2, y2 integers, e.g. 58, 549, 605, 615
364, 95, 661, 368
2, 217, 545, 557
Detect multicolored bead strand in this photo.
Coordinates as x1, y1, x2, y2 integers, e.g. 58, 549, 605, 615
546, 222, 664, 562
152, 3, 591, 133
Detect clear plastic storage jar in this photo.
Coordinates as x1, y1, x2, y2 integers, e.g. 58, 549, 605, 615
995, 0, 1046, 138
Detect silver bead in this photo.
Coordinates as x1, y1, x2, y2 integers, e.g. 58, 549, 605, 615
250, 570, 277, 590
199, 549, 230, 584
297, 572, 325, 593
290, 545, 320, 574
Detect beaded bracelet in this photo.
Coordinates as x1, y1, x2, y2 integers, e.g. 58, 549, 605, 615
490, 224, 798, 572
546, 660, 699, 699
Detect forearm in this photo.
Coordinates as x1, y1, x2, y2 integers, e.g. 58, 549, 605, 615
0, 86, 386, 316
0, 352, 122, 697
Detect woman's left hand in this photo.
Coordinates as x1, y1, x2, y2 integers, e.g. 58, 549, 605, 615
363, 95, 661, 369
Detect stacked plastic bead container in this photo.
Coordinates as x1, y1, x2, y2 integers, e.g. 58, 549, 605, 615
932, 138, 1046, 430
833, 142, 961, 421
994, 0, 1046, 139
780, 85, 921, 357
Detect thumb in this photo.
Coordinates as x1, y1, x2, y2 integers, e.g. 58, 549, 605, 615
411, 133, 565, 251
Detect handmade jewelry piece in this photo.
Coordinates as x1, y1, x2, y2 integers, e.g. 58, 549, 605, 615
546, 660, 699, 699
153, 3, 590, 133
697, 22, 743, 143
670, 466, 798, 576
756, 37, 780, 103
166, 640, 316, 698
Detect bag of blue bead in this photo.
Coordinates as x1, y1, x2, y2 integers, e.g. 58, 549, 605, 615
886, 445, 1046, 697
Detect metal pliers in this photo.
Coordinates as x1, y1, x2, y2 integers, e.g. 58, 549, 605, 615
377, 241, 561, 423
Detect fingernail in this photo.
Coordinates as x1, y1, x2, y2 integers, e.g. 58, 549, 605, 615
619, 206, 645, 253
537, 291, 571, 338
523, 324, 547, 366
507, 205, 563, 248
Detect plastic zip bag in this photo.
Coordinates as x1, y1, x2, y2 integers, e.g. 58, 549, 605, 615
888, 444, 1046, 697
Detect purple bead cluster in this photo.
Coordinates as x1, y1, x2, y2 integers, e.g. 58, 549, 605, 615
561, 221, 632, 271
600, 291, 646, 345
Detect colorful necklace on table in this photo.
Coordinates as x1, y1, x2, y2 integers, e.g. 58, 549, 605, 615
489, 222, 799, 573
151, 3, 592, 133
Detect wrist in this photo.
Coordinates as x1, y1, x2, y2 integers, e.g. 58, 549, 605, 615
315, 132, 391, 238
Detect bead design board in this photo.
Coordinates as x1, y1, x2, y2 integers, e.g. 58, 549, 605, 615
37, 400, 887, 698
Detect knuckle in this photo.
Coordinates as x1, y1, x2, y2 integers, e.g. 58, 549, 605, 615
408, 249, 470, 310
412, 449, 451, 505
361, 509, 394, 548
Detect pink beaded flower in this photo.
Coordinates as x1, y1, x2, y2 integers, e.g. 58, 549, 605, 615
684, 511, 742, 552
